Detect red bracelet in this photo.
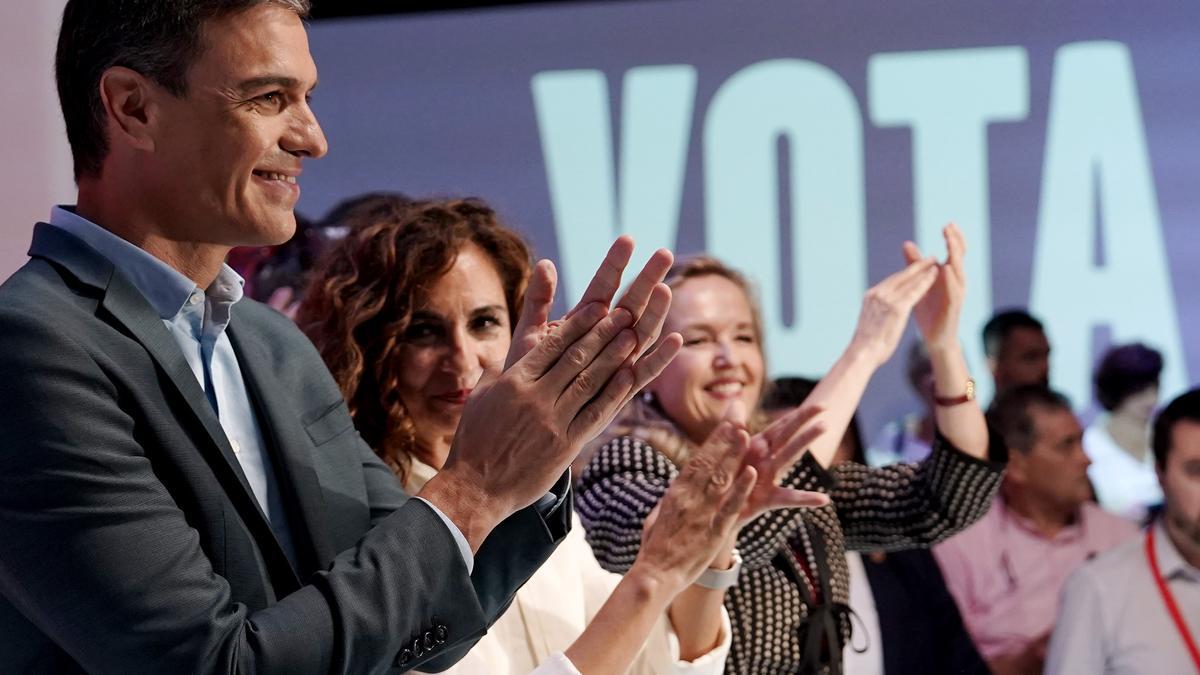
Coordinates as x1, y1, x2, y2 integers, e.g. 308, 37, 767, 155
934, 378, 975, 407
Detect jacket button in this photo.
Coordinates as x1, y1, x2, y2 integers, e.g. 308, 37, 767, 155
398, 649, 413, 665
435, 624, 448, 643
423, 631, 436, 650
413, 638, 425, 658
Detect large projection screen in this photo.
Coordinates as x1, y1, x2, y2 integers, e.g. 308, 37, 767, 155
300, 0, 1200, 436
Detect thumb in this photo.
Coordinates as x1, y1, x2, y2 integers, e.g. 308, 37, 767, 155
505, 260, 557, 370
724, 399, 750, 428
770, 487, 830, 509
475, 363, 502, 393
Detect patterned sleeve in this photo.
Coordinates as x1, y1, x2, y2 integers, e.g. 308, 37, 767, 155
576, 436, 677, 574
832, 429, 1006, 552
576, 435, 841, 572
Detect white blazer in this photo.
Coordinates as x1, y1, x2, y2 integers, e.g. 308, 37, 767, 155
406, 459, 730, 675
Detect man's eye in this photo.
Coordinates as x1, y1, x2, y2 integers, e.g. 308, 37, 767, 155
253, 92, 285, 110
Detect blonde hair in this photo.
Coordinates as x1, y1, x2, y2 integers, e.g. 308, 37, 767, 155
581, 255, 771, 468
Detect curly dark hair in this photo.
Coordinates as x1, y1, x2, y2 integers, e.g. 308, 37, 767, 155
296, 196, 532, 484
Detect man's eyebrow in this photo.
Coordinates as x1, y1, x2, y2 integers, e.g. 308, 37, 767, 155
235, 75, 314, 95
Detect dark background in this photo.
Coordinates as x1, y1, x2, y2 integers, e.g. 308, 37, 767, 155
309, 0, 604, 20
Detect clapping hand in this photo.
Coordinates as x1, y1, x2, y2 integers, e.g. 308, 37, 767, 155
727, 400, 830, 525
903, 223, 967, 353
427, 236, 683, 550
848, 253, 940, 368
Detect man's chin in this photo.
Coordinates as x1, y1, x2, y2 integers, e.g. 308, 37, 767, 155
241, 212, 298, 247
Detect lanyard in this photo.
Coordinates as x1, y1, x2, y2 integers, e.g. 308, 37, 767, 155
1146, 525, 1200, 672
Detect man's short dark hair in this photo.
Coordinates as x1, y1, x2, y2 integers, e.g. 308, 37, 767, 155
1094, 342, 1164, 412
1152, 388, 1200, 469
982, 309, 1045, 359
56, 0, 311, 180
986, 385, 1072, 454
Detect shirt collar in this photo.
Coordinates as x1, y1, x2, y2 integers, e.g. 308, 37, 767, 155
995, 493, 1086, 542
49, 205, 245, 320
1154, 518, 1200, 582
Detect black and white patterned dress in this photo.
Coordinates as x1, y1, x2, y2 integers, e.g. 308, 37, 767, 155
577, 432, 1005, 674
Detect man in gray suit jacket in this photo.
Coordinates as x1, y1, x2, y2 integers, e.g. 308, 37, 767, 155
0, 1, 679, 672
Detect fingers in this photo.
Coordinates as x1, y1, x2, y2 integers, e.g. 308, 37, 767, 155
630, 283, 671, 359
887, 255, 937, 291
564, 236, 634, 318
901, 240, 922, 265
724, 398, 750, 428
506, 260, 558, 370
759, 403, 823, 450
700, 423, 750, 499
567, 367, 636, 444
944, 222, 967, 286
513, 301, 608, 378
615, 248, 674, 319
767, 419, 827, 477
714, 465, 757, 534
766, 486, 831, 509
541, 307, 635, 395
885, 256, 938, 312
620, 333, 682, 409
556, 328, 638, 411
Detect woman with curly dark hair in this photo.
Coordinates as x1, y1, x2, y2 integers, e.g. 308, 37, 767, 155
296, 195, 828, 674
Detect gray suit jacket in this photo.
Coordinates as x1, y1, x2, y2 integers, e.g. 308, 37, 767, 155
0, 223, 569, 674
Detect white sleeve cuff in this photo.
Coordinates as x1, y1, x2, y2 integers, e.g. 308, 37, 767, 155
530, 652, 583, 675
666, 605, 733, 675
413, 496, 473, 575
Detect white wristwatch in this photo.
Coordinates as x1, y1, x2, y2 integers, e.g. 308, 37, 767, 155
693, 549, 743, 590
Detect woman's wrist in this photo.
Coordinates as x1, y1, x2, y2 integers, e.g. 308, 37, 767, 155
627, 560, 687, 603
924, 338, 964, 359
844, 337, 887, 371
708, 533, 737, 569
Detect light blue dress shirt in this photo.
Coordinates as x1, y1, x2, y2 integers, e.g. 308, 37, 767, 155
48, 206, 484, 572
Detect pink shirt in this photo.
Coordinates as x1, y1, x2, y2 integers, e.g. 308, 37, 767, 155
933, 495, 1138, 660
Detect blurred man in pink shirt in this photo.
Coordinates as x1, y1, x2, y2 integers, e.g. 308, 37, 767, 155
935, 385, 1137, 675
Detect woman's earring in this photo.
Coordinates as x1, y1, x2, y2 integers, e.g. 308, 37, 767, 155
641, 390, 655, 404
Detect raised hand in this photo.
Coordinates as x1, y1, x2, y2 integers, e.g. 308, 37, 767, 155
562, 419, 760, 675
738, 402, 831, 523
632, 421, 758, 592
903, 223, 967, 352
848, 254, 940, 368
423, 237, 683, 551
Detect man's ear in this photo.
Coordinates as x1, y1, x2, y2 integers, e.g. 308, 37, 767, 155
98, 66, 160, 153
1005, 449, 1028, 484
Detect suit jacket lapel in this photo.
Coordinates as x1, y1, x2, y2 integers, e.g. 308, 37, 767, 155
229, 322, 337, 571
28, 223, 300, 592
102, 273, 259, 492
